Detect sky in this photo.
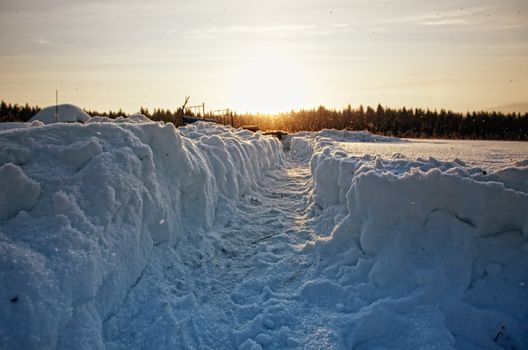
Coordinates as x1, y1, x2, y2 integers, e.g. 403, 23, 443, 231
0, 0, 527, 114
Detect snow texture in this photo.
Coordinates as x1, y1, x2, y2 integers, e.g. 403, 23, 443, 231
0, 163, 41, 220
86, 114, 152, 124
290, 131, 528, 349
1, 120, 527, 350
0, 120, 283, 349
0, 120, 45, 132
29, 104, 91, 124
288, 129, 401, 163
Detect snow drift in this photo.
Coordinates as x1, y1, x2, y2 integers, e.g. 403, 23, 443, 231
0, 121, 283, 349
289, 129, 401, 163
29, 104, 91, 124
291, 131, 528, 349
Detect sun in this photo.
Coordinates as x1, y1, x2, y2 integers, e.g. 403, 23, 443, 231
231, 53, 309, 113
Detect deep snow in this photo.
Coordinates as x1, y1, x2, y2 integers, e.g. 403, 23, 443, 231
1, 120, 527, 349
290, 131, 528, 349
0, 119, 283, 349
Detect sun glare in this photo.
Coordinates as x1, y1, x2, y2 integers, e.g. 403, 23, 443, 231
231, 53, 309, 113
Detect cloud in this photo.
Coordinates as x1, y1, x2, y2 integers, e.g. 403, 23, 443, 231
369, 5, 499, 28
30, 38, 54, 45
187, 24, 315, 37
185, 23, 351, 38
418, 18, 469, 26
413, 6, 493, 27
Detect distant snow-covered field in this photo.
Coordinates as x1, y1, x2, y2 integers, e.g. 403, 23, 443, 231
337, 138, 528, 170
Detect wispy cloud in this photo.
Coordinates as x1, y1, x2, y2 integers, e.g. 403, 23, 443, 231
30, 38, 53, 45
186, 23, 350, 38
419, 18, 469, 26
187, 24, 314, 38
413, 6, 492, 27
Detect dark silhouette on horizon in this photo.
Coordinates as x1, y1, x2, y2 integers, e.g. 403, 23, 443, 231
1, 101, 527, 140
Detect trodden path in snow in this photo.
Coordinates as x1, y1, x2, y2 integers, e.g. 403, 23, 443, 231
190, 162, 317, 347
103, 161, 338, 349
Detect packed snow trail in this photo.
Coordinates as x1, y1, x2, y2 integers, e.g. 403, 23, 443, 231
103, 161, 328, 349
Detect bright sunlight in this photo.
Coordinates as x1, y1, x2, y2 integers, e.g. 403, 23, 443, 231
230, 52, 310, 113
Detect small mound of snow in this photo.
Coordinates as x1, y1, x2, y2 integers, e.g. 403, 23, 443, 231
0, 163, 40, 220
0, 120, 44, 132
127, 113, 152, 123
30, 104, 90, 124
293, 128, 401, 143
316, 129, 401, 143
84, 115, 114, 123
86, 114, 152, 124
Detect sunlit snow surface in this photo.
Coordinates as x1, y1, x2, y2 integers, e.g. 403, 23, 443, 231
1, 121, 527, 350
337, 138, 528, 170
289, 130, 528, 349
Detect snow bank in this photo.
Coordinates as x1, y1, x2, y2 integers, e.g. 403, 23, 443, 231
0, 121, 283, 349
289, 129, 400, 162
292, 132, 528, 348
29, 104, 91, 124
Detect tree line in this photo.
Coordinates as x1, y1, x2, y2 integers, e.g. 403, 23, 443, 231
236, 105, 528, 140
1, 100, 527, 140
0, 101, 41, 122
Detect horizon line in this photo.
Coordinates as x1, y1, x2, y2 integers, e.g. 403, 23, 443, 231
2, 99, 528, 116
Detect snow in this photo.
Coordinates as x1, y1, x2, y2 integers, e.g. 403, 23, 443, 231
337, 138, 528, 171
288, 129, 401, 162
0, 163, 41, 220
86, 114, 152, 124
1, 123, 527, 349
29, 104, 91, 124
290, 130, 528, 349
0, 120, 45, 132
0, 121, 283, 349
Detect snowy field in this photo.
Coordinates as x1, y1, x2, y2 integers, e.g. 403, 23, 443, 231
337, 138, 528, 171
1, 116, 527, 349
